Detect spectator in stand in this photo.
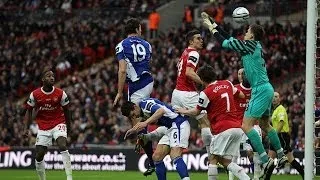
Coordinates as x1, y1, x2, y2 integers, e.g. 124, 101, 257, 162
183, 5, 193, 30
148, 9, 161, 39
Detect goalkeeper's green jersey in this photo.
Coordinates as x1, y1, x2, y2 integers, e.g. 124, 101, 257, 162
222, 37, 269, 87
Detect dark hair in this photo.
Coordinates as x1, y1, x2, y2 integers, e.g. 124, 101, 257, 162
186, 29, 201, 45
124, 18, 140, 35
197, 64, 217, 83
41, 67, 52, 78
250, 24, 264, 41
121, 101, 135, 117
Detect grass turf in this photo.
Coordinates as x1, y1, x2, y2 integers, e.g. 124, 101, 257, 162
0, 169, 312, 180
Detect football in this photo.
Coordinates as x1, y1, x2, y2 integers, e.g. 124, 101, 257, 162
232, 7, 250, 23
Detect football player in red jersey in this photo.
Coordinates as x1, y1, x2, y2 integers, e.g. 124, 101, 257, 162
24, 68, 72, 180
229, 68, 262, 180
177, 65, 250, 180
171, 29, 213, 155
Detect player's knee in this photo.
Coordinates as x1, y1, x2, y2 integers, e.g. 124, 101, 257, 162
35, 149, 46, 161
56, 137, 67, 151
170, 147, 182, 159
241, 119, 255, 132
152, 152, 164, 162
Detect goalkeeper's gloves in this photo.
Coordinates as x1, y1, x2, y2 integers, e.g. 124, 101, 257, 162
201, 12, 218, 34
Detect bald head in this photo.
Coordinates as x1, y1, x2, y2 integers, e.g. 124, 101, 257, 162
238, 68, 244, 83
273, 92, 280, 106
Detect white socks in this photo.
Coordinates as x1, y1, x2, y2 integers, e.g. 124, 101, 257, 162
61, 150, 73, 180
144, 126, 167, 141
201, 127, 212, 154
35, 160, 46, 180
208, 164, 218, 180
253, 152, 261, 179
228, 156, 238, 180
227, 162, 250, 180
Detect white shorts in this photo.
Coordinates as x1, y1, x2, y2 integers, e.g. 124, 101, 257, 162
158, 121, 190, 148
129, 82, 154, 104
241, 125, 262, 151
35, 123, 67, 147
210, 128, 243, 158
171, 89, 206, 120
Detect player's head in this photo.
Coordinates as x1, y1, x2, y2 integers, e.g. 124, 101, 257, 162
244, 24, 264, 41
273, 92, 281, 106
186, 29, 203, 50
41, 67, 54, 87
197, 64, 217, 84
121, 101, 141, 121
124, 18, 142, 36
237, 68, 244, 83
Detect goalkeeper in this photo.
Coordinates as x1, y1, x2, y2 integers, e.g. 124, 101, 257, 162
201, 12, 288, 179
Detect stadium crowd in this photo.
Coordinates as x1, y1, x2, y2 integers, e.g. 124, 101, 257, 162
0, 5, 309, 151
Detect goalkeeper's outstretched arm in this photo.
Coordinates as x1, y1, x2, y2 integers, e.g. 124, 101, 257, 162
201, 12, 255, 56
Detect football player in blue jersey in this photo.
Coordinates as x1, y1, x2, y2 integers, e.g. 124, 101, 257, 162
113, 18, 154, 106
113, 18, 161, 176
122, 99, 191, 180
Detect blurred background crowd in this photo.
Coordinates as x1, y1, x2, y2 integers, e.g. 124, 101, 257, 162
0, 0, 315, 152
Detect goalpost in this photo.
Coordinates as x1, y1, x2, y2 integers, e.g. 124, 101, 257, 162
305, 0, 317, 179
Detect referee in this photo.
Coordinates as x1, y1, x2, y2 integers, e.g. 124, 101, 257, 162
266, 92, 304, 179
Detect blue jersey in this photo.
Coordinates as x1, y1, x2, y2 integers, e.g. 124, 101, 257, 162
139, 98, 187, 128
116, 36, 153, 80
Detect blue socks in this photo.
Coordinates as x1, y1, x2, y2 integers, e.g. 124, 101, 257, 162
173, 157, 189, 179
155, 161, 166, 180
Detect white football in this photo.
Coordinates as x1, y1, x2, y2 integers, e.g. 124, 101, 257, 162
232, 7, 250, 23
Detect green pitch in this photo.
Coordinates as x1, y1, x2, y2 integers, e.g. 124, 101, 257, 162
0, 169, 312, 180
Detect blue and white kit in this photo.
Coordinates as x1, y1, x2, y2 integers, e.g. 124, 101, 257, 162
116, 36, 154, 104
139, 98, 190, 148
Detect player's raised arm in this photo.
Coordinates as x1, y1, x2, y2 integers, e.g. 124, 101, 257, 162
201, 12, 256, 56
113, 43, 127, 107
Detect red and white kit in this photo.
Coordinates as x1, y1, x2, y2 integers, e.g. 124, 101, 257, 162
197, 80, 243, 157
26, 87, 69, 146
172, 47, 205, 119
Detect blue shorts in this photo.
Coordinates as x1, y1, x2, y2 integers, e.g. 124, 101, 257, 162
244, 83, 274, 119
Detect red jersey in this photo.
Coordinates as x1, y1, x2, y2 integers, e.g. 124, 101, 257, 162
26, 87, 69, 130
175, 47, 200, 91
196, 80, 240, 134
234, 83, 251, 120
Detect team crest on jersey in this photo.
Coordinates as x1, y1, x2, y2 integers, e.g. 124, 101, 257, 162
53, 97, 58, 102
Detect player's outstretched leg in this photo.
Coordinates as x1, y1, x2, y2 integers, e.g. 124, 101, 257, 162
35, 145, 47, 180
57, 137, 72, 180
260, 118, 288, 169
152, 144, 170, 180
138, 126, 167, 176
242, 118, 275, 179
142, 141, 156, 176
